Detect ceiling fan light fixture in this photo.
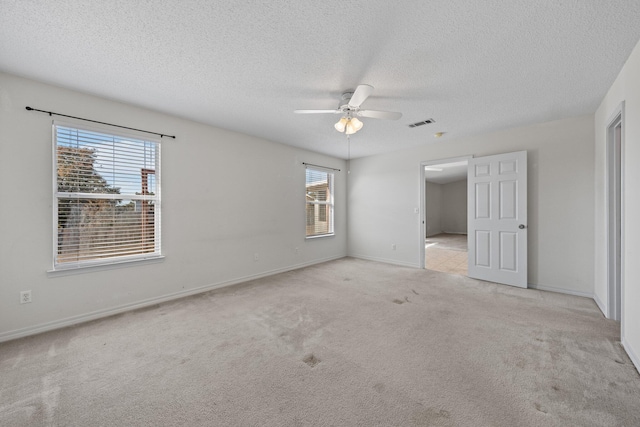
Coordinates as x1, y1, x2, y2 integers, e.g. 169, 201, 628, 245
334, 117, 348, 132
350, 117, 363, 132
335, 116, 363, 135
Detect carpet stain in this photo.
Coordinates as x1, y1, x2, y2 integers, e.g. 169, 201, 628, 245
373, 382, 385, 393
411, 407, 452, 426
552, 385, 561, 391
412, 289, 419, 295
392, 297, 410, 304
302, 353, 320, 368
534, 402, 548, 414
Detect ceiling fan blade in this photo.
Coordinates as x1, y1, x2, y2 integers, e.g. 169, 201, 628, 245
294, 109, 341, 114
358, 110, 403, 120
348, 84, 374, 108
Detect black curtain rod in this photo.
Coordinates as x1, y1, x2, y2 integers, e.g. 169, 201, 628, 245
302, 162, 341, 172
25, 106, 176, 139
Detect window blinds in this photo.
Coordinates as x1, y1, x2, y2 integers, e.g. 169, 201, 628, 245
54, 123, 161, 268
305, 167, 334, 237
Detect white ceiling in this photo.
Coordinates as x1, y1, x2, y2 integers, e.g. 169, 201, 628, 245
1, 1, 639, 159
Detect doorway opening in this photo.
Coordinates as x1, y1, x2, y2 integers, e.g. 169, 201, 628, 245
422, 157, 470, 275
607, 105, 624, 322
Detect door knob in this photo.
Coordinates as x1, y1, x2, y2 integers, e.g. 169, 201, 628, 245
519, 224, 526, 229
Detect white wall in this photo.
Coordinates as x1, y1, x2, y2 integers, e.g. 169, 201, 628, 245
441, 179, 467, 234
0, 72, 347, 341
348, 115, 595, 295
594, 39, 640, 370
425, 179, 466, 236
425, 181, 442, 237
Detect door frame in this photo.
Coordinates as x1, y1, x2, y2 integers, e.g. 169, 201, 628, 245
606, 101, 625, 325
419, 155, 472, 269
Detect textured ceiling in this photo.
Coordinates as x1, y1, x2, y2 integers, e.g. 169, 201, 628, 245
1, 1, 639, 159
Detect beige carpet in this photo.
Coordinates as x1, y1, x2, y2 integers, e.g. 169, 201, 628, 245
1, 258, 639, 426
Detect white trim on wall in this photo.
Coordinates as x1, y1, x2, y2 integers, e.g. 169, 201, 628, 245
349, 254, 420, 269
528, 283, 594, 299
622, 338, 640, 373
0, 255, 345, 343
604, 102, 626, 330
594, 292, 607, 317
420, 163, 426, 268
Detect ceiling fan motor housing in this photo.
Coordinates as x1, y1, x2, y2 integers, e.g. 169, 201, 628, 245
339, 91, 355, 110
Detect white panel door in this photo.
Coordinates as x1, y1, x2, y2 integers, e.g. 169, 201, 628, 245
468, 151, 527, 288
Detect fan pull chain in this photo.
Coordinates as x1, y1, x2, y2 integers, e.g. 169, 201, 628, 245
347, 134, 351, 174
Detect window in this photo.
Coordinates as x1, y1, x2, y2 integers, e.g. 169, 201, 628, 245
305, 167, 334, 237
53, 122, 161, 269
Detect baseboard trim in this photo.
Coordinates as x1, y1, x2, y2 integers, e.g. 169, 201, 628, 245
593, 292, 608, 317
0, 255, 345, 343
348, 254, 420, 269
622, 337, 640, 374
528, 283, 594, 299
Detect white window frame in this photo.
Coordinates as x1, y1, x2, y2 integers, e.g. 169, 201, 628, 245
52, 120, 162, 271
305, 166, 335, 238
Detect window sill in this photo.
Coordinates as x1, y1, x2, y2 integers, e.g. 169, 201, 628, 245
47, 255, 165, 278
305, 233, 335, 240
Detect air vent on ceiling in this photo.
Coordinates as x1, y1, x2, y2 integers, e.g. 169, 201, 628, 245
408, 118, 435, 128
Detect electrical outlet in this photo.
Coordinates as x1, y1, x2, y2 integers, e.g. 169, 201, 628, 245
254, 253, 259, 261
392, 244, 397, 251
20, 290, 32, 304
294, 247, 299, 255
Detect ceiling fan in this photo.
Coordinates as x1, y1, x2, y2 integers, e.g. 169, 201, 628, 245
294, 84, 402, 135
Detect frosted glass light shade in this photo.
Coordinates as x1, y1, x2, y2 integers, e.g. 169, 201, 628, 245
336, 116, 363, 134
345, 117, 364, 135
334, 117, 348, 132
